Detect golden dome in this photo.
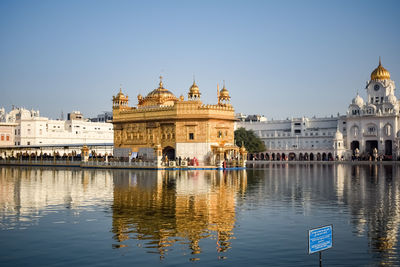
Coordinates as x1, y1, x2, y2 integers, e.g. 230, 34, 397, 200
219, 84, 230, 100
113, 88, 128, 103
188, 80, 201, 100
371, 58, 391, 81
139, 76, 178, 107
189, 81, 200, 94
115, 88, 127, 99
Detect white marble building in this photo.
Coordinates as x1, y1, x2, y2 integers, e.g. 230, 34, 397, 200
1, 107, 114, 147
346, 59, 400, 160
236, 115, 344, 160
237, 59, 399, 161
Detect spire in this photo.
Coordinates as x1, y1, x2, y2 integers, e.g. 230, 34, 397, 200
223, 80, 226, 89
217, 84, 220, 104
379, 56, 381, 66
159, 76, 163, 88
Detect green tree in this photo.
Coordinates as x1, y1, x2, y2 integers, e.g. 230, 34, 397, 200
234, 127, 266, 153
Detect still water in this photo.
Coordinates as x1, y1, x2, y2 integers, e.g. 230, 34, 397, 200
0, 164, 399, 266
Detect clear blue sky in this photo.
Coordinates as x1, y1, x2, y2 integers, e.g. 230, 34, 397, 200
1, 0, 399, 119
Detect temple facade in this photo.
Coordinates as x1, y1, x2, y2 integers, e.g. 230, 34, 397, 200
112, 77, 246, 167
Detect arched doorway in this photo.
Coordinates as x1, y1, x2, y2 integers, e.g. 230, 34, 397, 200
351, 141, 360, 155
260, 153, 265, 160
322, 153, 327, 161
272, 153, 276, 161
365, 140, 378, 157
289, 153, 296, 161
328, 153, 333, 161
163, 146, 175, 160
277, 153, 281, 161
299, 153, 304, 161
304, 153, 309, 161
310, 153, 314, 161
317, 153, 321, 161
281, 153, 286, 161
385, 140, 392, 157
265, 153, 270, 160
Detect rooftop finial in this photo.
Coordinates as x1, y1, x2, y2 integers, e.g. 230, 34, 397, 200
217, 83, 220, 104
223, 80, 226, 89
379, 56, 382, 66
159, 76, 163, 88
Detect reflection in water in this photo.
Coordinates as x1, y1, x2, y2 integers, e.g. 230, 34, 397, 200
0, 167, 113, 229
111, 170, 247, 259
339, 164, 400, 265
0, 165, 400, 265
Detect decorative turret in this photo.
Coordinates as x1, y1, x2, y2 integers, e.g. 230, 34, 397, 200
218, 81, 231, 105
188, 79, 201, 100
112, 88, 129, 110
352, 93, 364, 107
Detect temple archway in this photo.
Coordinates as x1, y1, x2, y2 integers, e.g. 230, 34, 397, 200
163, 146, 175, 160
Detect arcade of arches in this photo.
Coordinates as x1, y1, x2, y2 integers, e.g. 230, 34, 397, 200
249, 151, 334, 161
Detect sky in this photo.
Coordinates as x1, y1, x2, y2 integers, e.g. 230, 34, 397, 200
1, 0, 400, 120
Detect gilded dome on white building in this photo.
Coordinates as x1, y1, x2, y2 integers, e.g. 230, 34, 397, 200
371, 58, 391, 81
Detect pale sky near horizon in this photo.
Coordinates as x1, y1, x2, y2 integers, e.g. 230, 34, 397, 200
1, 0, 399, 120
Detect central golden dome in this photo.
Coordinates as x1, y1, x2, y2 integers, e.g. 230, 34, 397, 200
371, 58, 391, 81
139, 76, 178, 107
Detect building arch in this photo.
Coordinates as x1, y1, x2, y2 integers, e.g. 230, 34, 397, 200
310, 153, 314, 161
304, 153, 309, 160
281, 153, 286, 161
289, 153, 296, 161
322, 153, 327, 161
163, 146, 175, 160
277, 153, 281, 161
317, 153, 321, 161
299, 153, 304, 161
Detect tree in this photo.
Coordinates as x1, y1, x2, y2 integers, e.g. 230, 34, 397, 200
234, 127, 266, 153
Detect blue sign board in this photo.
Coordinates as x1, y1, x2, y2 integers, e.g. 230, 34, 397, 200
308, 225, 333, 254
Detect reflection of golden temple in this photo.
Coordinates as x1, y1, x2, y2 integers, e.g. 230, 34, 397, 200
111, 170, 247, 257
112, 78, 246, 167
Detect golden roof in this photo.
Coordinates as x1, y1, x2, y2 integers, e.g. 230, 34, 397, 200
189, 81, 200, 94
113, 88, 128, 102
371, 58, 391, 81
219, 84, 230, 100
139, 76, 178, 106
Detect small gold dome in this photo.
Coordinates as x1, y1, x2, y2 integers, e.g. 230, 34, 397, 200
188, 80, 201, 100
371, 59, 391, 81
219, 85, 230, 100
189, 81, 200, 94
116, 88, 125, 98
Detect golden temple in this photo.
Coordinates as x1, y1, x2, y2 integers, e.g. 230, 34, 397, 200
112, 77, 247, 167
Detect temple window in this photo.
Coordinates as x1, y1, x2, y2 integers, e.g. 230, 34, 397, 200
189, 133, 194, 140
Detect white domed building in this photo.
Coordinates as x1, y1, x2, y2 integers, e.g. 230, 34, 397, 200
346, 59, 400, 159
